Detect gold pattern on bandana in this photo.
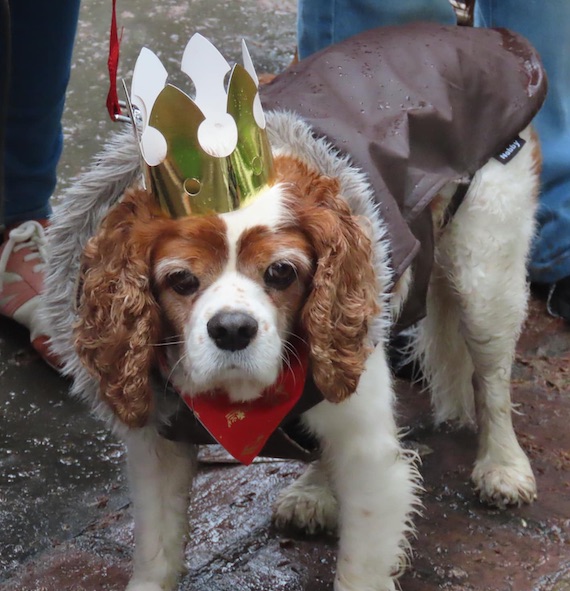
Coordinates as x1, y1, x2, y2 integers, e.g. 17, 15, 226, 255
225, 410, 246, 428
242, 435, 265, 456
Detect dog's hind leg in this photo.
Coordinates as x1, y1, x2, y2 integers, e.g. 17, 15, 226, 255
456, 265, 537, 507
124, 427, 197, 591
422, 128, 539, 507
458, 257, 537, 507
412, 265, 477, 426
452, 220, 537, 507
415, 253, 536, 507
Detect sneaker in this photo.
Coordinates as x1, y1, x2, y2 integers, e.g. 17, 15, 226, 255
0, 219, 60, 369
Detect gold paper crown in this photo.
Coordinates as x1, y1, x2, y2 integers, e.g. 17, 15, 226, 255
128, 34, 274, 217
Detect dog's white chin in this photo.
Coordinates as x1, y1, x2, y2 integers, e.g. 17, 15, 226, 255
215, 375, 275, 403
181, 332, 284, 399
176, 355, 281, 402
187, 372, 279, 403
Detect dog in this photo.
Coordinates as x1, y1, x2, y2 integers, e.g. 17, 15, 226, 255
42, 24, 544, 591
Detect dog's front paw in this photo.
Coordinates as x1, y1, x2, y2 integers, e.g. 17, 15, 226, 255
273, 481, 338, 534
472, 457, 537, 508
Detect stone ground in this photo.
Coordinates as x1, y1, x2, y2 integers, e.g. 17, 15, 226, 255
1, 1, 569, 590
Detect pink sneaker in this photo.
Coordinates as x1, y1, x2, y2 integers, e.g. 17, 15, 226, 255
0, 220, 60, 369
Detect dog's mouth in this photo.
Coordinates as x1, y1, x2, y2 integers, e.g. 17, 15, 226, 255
204, 365, 279, 400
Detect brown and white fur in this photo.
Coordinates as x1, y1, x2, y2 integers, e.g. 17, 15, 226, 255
42, 111, 541, 591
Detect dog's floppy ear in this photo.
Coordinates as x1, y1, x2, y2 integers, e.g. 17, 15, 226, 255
74, 190, 163, 428
297, 177, 380, 403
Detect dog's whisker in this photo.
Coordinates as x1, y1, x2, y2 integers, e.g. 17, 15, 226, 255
283, 330, 309, 347
281, 341, 295, 360
280, 351, 294, 373
281, 342, 304, 388
161, 352, 189, 397
161, 334, 185, 343
151, 340, 185, 347
283, 341, 303, 368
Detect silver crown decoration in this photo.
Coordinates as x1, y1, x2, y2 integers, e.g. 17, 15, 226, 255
127, 33, 275, 217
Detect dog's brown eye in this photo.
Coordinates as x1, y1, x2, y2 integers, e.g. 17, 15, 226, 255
166, 270, 200, 296
264, 261, 297, 290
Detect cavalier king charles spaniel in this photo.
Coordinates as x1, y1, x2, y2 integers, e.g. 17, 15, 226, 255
42, 106, 540, 591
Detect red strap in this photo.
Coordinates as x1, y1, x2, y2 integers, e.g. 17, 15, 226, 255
106, 0, 123, 121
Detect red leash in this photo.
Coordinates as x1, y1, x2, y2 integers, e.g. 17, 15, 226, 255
106, 0, 123, 121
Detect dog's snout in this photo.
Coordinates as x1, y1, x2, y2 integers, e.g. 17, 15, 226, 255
207, 311, 259, 351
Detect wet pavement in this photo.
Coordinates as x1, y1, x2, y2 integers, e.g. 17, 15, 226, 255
1, 1, 569, 590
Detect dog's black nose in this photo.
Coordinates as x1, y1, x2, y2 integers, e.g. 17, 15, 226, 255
207, 311, 259, 351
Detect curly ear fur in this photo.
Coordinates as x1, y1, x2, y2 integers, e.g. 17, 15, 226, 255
74, 190, 163, 428
279, 158, 380, 403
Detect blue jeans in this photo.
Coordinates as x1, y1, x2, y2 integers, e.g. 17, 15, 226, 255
298, 0, 570, 283
1, 0, 81, 226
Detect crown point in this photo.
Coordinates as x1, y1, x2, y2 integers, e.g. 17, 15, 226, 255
241, 40, 259, 86
131, 47, 167, 130
182, 33, 230, 118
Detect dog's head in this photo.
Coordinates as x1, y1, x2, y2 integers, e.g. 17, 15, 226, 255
74, 156, 379, 427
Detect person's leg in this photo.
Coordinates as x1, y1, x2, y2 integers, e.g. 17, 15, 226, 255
297, 0, 457, 59
476, 0, 570, 318
0, 0, 80, 365
2, 0, 81, 226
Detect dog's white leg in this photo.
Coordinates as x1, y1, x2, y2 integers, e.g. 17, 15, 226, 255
470, 373, 536, 507
304, 345, 419, 591
418, 249, 537, 507
272, 459, 338, 533
124, 427, 197, 591
419, 258, 536, 508
429, 135, 539, 507
456, 255, 536, 506
459, 268, 536, 507
412, 268, 476, 425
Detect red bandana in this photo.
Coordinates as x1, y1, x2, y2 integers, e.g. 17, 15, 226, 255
163, 343, 309, 465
